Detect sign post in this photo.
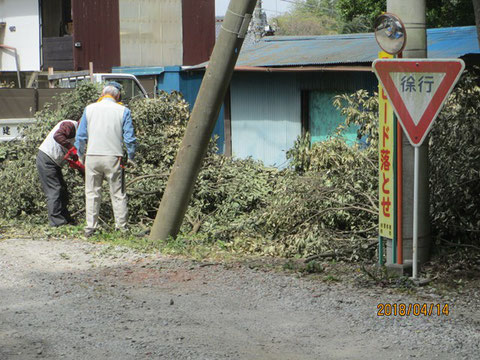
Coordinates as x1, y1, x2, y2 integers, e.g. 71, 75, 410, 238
413, 145, 419, 278
378, 52, 396, 266
373, 59, 465, 278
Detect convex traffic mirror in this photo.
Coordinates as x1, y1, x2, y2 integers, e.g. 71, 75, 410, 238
374, 13, 406, 55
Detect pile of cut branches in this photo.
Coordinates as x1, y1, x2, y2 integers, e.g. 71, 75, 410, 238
13, 76, 471, 261
333, 66, 480, 250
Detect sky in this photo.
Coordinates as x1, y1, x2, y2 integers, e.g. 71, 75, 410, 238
215, 0, 291, 19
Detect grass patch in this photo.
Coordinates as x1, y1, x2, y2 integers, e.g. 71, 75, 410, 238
324, 274, 341, 283
282, 259, 324, 274
0, 219, 236, 261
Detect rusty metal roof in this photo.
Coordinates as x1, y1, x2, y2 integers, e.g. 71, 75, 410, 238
234, 26, 480, 68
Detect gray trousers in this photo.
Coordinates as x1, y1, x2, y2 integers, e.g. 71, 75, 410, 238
85, 155, 128, 233
36, 150, 71, 226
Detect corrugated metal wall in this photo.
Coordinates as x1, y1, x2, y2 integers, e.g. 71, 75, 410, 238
72, 0, 121, 72
153, 67, 224, 152
119, 0, 183, 67
230, 72, 301, 168
230, 71, 377, 167
182, 0, 215, 65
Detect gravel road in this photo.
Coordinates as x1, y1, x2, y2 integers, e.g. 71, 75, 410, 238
0, 238, 479, 360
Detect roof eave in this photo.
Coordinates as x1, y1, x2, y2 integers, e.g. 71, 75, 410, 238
233, 65, 373, 72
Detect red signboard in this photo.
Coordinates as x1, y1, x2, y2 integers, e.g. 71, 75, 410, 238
372, 59, 465, 146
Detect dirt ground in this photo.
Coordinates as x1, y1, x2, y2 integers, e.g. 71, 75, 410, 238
0, 237, 479, 360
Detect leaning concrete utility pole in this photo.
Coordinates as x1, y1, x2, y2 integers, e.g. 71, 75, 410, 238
386, 0, 431, 267
149, 0, 257, 241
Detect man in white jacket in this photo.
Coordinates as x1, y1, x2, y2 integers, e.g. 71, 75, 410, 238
36, 119, 79, 226
75, 83, 136, 237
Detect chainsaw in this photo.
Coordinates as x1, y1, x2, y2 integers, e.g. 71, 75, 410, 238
64, 147, 85, 175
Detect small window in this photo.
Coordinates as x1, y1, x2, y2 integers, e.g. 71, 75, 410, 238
307, 90, 360, 145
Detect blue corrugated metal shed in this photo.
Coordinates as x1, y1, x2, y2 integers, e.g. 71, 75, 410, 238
112, 65, 225, 152
234, 26, 480, 68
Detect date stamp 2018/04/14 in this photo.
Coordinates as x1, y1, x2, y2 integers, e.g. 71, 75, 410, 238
377, 303, 450, 317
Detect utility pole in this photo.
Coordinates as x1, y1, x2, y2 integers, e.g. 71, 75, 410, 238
253, 1, 266, 42
473, 0, 480, 47
386, 0, 431, 268
149, 0, 257, 241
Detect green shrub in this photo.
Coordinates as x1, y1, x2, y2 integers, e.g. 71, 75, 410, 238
0, 85, 277, 243
0, 83, 101, 221
331, 66, 480, 247
255, 136, 378, 258
429, 66, 480, 243
5, 67, 475, 260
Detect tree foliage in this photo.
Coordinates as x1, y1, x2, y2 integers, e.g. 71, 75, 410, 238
425, 0, 476, 28
274, 13, 340, 35
333, 89, 379, 148
0, 82, 379, 260
4, 68, 477, 260
274, 0, 342, 35
0, 84, 277, 244
429, 66, 480, 243
0, 81, 15, 88
260, 137, 378, 258
337, 0, 384, 33
337, 0, 476, 33
332, 66, 480, 247
0, 84, 101, 220
273, 0, 477, 36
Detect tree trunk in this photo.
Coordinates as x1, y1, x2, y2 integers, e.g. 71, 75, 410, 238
474, 0, 480, 47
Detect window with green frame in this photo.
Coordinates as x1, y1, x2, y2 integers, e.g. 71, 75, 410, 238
307, 91, 360, 145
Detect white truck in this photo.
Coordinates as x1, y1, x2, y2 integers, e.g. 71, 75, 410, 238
57, 73, 149, 103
